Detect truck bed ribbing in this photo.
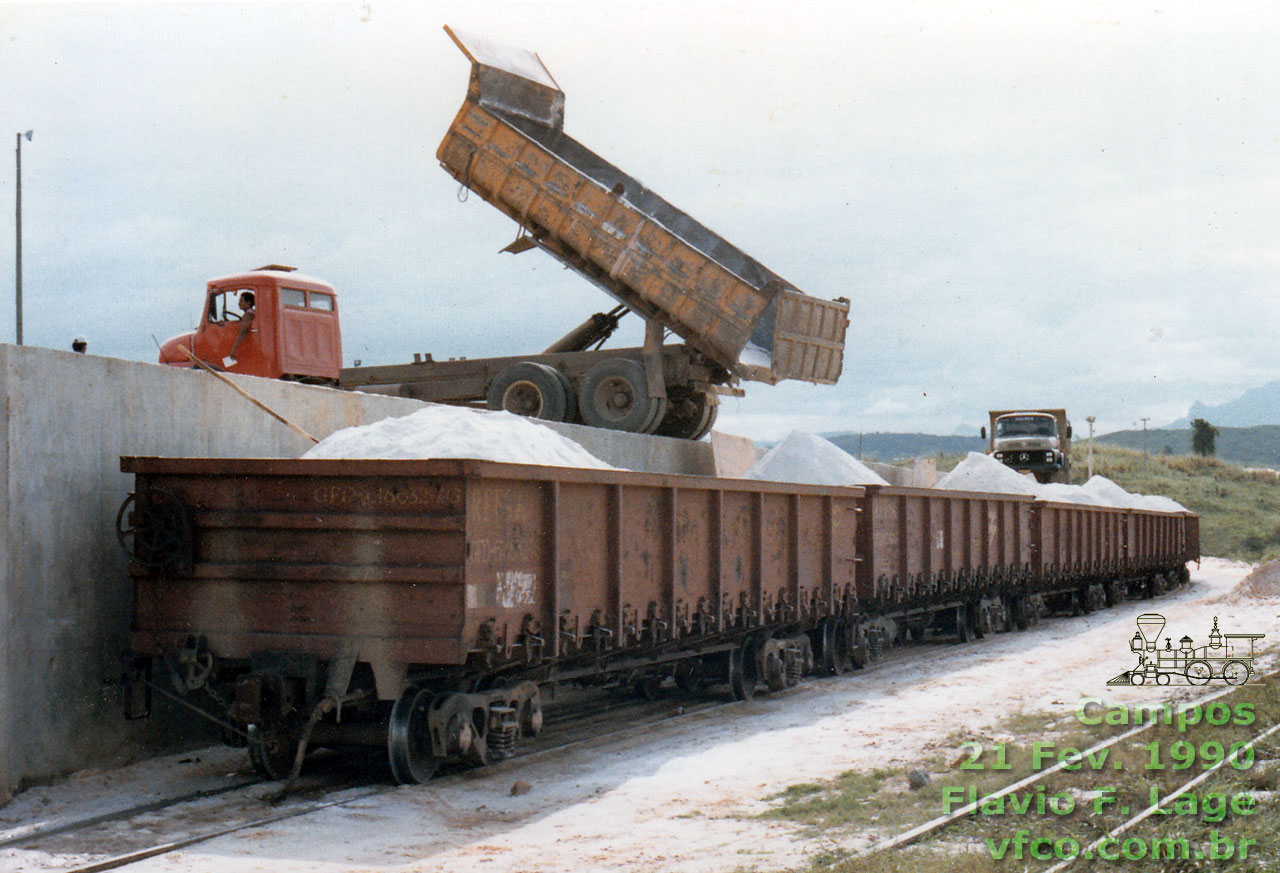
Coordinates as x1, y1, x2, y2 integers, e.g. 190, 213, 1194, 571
437, 26, 849, 386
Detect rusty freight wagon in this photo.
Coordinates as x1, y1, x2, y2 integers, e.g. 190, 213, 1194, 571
854, 486, 1038, 646
852, 489, 1199, 649
338, 27, 849, 437
118, 456, 1200, 785
120, 456, 864, 784
1031, 501, 1197, 610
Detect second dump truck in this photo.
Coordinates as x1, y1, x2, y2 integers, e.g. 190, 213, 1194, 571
159, 28, 850, 440
981, 409, 1073, 483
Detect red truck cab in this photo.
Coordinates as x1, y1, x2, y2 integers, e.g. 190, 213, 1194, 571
159, 266, 342, 383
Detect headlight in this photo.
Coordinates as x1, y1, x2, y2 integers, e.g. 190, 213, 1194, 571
1045, 451, 1054, 463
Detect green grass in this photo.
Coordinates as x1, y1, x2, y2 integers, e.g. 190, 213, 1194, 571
937, 444, 1280, 563
1081, 446, 1280, 563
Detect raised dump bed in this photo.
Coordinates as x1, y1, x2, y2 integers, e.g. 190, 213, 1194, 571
437, 26, 849, 386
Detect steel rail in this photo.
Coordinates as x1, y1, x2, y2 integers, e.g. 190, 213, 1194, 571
54, 693, 738, 873
0, 778, 260, 850
28, 612, 1185, 869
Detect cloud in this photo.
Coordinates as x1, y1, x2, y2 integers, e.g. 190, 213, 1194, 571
3, 1, 1279, 434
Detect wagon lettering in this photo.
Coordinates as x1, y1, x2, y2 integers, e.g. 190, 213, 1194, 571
310, 483, 461, 508
496, 571, 537, 609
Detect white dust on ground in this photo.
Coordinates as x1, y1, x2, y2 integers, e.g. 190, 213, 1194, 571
1226, 558, 1280, 600
9, 559, 1272, 873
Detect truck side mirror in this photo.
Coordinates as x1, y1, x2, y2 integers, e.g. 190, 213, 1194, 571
1066, 425, 1073, 439
980, 427, 986, 440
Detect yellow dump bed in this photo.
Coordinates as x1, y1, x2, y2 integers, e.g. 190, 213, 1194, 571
437, 27, 849, 386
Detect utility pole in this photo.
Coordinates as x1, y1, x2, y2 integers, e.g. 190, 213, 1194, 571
15, 130, 32, 346
1139, 417, 1150, 475
1086, 415, 1096, 479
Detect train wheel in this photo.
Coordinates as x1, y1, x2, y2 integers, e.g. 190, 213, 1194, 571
248, 724, 298, 781
1223, 661, 1251, 686
1185, 661, 1213, 686
972, 603, 988, 639
762, 646, 787, 692
822, 620, 851, 675
1007, 596, 1027, 631
729, 644, 757, 701
388, 687, 441, 785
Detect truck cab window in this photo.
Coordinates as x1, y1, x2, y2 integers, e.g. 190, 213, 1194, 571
207, 288, 253, 323
308, 292, 334, 312
281, 288, 307, 308
995, 417, 1057, 438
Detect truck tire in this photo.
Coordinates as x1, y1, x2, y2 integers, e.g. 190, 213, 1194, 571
579, 358, 662, 433
653, 386, 717, 440
486, 362, 570, 421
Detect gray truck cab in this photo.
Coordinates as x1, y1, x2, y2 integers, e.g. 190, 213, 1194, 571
982, 409, 1072, 483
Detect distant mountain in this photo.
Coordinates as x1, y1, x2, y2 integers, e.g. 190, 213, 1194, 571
1166, 379, 1280, 428
821, 431, 984, 461
1097, 425, 1280, 468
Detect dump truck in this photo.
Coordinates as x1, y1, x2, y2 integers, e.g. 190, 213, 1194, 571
980, 409, 1073, 483
157, 27, 850, 440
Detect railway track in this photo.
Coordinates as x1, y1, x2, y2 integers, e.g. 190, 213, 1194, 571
1, 684, 737, 873
7, 640, 926, 872
5, 592, 1207, 872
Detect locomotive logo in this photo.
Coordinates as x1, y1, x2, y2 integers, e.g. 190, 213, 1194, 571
1108, 614, 1263, 687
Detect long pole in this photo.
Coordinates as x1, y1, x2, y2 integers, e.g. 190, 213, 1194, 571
177, 345, 319, 444
1139, 416, 1150, 475
15, 132, 22, 346
1086, 415, 1096, 479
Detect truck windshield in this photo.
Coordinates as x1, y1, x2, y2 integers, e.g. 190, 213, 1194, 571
207, 288, 254, 323
995, 417, 1057, 438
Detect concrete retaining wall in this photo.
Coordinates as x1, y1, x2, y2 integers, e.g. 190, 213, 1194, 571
0, 344, 712, 800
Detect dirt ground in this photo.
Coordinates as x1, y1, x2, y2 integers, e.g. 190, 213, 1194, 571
3, 558, 1274, 873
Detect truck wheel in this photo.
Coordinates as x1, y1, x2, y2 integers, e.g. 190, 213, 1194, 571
653, 386, 717, 440
579, 359, 662, 432
486, 362, 570, 421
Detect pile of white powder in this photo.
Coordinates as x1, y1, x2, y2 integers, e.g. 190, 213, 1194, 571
934, 452, 1040, 495
935, 452, 1186, 511
744, 431, 889, 487
302, 412, 1185, 513
303, 405, 615, 469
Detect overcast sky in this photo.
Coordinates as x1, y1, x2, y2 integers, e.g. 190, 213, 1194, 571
2, 1, 1277, 440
